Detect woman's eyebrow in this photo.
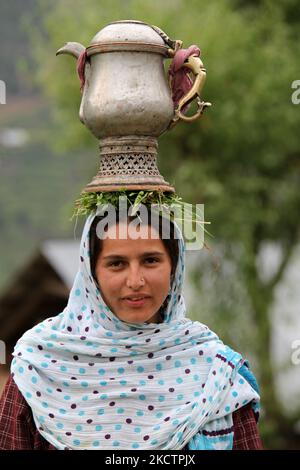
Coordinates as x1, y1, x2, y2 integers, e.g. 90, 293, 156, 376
103, 251, 165, 260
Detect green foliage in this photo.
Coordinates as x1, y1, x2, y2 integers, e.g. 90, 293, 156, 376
0, 0, 38, 96
26, 0, 300, 245
72, 189, 182, 217
72, 189, 211, 238
9, 0, 300, 448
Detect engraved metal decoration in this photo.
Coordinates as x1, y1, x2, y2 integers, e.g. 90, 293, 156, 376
85, 136, 172, 192
56, 20, 210, 193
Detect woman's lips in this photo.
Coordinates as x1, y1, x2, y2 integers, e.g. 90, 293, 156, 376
122, 297, 150, 307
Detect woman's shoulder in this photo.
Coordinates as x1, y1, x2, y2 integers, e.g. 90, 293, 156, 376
0, 374, 56, 450
232, 403, 263, 449
183, 404, 263, 451
0, 373, 32, 449
0, 373, 27, 412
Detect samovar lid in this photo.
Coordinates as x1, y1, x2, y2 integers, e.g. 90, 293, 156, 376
86, 20, 171, 57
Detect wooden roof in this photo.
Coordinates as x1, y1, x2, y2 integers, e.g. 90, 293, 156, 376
0, 240, 80, 356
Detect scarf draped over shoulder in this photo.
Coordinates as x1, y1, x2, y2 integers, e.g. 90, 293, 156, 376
11, 212, 260, 450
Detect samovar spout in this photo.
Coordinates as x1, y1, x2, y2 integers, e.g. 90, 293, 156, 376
56, 42, 85, 59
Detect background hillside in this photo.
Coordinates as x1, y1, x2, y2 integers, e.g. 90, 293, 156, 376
0, 0, 89, 289
1, 0, 300, 449
0, 0, 38, 97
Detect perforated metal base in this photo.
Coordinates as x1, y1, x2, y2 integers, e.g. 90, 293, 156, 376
84, 136, 175, 193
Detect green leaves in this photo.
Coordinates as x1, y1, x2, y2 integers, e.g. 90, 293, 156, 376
72, 189, 179, 218
71, 189, 212, 239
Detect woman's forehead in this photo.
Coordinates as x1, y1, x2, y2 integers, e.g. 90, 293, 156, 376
96, 220, 161, 241
99, 233, 167, 257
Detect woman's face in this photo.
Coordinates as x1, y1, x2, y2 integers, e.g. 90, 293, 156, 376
95, 221, 172, 324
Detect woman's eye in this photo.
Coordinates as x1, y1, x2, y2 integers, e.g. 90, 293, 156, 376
145, 257, 159, 264
109, 261, 123, 267
108, 258, 159, 268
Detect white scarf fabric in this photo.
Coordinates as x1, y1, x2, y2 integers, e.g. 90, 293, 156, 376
11, 213, 260, 450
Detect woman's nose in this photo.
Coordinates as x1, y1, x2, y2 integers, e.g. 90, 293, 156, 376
126, 266, 145, 289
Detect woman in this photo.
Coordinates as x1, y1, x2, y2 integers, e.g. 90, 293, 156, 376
0, 207, 263, 450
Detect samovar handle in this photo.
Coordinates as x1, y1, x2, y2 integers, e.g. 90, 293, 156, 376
151, 24, 211, 129
173, 55, 211, 123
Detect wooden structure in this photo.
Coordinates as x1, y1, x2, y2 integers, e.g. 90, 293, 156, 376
0, 240, 80, 393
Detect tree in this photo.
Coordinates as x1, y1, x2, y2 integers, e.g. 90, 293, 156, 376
27, 0, 300, 448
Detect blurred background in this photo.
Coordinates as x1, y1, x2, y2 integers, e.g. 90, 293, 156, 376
0, 0, 300, 449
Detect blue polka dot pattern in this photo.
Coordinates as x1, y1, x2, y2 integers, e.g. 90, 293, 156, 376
10, 212, 260, 450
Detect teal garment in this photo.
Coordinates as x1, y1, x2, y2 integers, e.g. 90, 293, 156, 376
187, 357, 260, 450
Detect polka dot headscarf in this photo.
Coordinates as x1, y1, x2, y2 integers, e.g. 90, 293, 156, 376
11, 212, 260, 449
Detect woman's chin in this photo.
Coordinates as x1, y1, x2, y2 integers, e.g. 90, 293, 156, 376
118, 308, 159, 324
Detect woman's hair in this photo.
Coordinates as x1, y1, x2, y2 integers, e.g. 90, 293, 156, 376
89, 209, 179, 320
